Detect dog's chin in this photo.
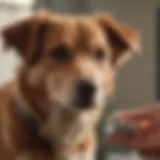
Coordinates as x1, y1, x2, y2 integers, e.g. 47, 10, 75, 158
73, 101, 95, 110
54, 100, 96, 112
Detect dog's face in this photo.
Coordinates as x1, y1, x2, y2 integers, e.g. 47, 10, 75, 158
2, 11, 139, 111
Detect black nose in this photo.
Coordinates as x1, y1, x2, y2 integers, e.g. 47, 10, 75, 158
77, 80, 96, 96
75, 80, 96, 108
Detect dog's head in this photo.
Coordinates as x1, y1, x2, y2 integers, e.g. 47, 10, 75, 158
2, 11, 139, 112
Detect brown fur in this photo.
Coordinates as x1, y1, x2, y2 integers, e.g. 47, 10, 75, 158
0, 11, 139, 160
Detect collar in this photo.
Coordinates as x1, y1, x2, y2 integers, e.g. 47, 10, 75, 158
14, 97, 51, 150
14, 97, 39, 135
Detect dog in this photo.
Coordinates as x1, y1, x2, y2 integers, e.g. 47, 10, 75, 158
0, 11, 139, 160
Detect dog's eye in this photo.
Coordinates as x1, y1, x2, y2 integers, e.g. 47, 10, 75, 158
94, 48, 105, 61
51, 45, 70, 61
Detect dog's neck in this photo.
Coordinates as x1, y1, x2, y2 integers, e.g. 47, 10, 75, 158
14, 91, 96, 151
42, 105, 95, 145
14, 73, 101, 151
13, 94, 52, 150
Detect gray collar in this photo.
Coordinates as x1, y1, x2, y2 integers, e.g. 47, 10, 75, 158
14, 97, 51, 150
14, 97, 39, 134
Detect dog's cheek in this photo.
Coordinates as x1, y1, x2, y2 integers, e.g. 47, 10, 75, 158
100, 63, 115, 97
104, 71, 115, 97
45, 73, 74, 106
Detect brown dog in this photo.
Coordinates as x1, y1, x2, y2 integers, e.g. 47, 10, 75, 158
0, 11, 139, 160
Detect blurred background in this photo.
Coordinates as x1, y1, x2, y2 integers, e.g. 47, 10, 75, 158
0, 0, 159, 159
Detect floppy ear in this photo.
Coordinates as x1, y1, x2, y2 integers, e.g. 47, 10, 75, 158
1, 14, 51, 65
96, 14, 140, 67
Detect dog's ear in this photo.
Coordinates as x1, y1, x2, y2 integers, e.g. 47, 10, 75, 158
1, 12, 51, 65
96, 14, 140, 67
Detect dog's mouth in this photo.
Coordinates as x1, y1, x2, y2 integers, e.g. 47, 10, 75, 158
54, 97, 95, 110
73, 96, 95, 109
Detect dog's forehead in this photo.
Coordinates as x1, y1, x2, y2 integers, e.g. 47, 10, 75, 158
76, 18, 105, 40
47, 15, 108, 48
